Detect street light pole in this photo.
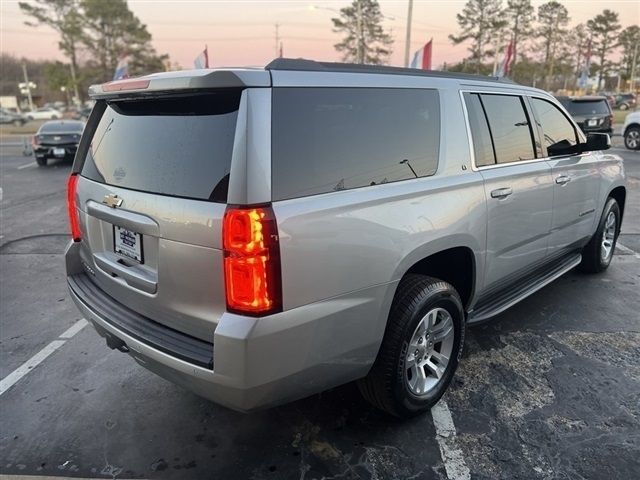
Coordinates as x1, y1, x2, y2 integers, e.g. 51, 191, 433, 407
21, 63, 34, 112
403, 0, 413, 67
356, 0, 363, 63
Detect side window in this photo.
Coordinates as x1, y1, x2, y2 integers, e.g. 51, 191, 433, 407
530, 98, 578, 157
479, 94, 536, 164
272, 87, 440, 201
463, 93, 495, 167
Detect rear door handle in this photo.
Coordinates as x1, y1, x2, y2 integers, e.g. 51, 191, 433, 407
490, 187, 513, 199
555, 175, 571, 185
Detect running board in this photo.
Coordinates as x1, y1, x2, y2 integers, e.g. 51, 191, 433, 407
468, 252, 582, 324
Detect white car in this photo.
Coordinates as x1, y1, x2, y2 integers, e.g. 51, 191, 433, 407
26, 107, 63, 121
623, 111, 640, 150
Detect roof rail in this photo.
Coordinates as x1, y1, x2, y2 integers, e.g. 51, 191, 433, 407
265, 58, 517, 84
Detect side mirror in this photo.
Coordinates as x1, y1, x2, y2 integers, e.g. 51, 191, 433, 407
580, 133, 611, 153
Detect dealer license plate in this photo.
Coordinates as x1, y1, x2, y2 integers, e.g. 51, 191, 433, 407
114, 226, 143, 263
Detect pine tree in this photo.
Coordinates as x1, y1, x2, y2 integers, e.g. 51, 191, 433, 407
19, 0, 83, 102
504, 0, 534, 65
80, 0, 167, 82
537, 1, 569, 89
332, 0, 393, 65
449, 0, 504, 74
587, 9, 622, 90
618, 26, 640, 83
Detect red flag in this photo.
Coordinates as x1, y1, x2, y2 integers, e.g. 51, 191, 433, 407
410, 39, 432, 70
194, 45, 209, 69
497, 39, 514, 77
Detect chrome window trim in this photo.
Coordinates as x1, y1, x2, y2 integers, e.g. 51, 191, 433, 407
459, 89, 582, 171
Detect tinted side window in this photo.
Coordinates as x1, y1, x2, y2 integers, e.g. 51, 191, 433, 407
530, 98, 577, 156
272, 88, 440, 201
463, 93, 495, 167
480, 94, 535, 164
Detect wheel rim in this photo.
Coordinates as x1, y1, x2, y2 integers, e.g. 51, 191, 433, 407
405, 307, 455, 396
601, 211, 617, 262
626, 130, 640, 149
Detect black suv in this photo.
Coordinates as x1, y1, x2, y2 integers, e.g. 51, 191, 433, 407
556, 96, 613, 135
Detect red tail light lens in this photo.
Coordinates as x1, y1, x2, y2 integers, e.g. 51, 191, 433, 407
67, 174, 81, 242
223, 206, 282, 316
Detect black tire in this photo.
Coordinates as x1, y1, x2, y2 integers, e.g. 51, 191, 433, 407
358, 274, 465, 418
12, 119, 22, 127
579, 197, 620, 273
619, 103, 629, 111
624, 126, 640, 151
36, 156, 48, 167
51, 115, 58, 120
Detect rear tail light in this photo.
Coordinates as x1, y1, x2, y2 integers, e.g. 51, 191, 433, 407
223, 205, 282, 316
67, 174, 81, 242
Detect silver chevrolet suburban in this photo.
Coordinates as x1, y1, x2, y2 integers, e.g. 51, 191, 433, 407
65, 59, 626, 417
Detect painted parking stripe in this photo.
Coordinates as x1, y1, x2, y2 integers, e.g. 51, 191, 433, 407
59, 318, 88, 338
431, 400, 471, 480
0, 318, 88, 396
616, 242, 640, 260
17, 161, 37, 170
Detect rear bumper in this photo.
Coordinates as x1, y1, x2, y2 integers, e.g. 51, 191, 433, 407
34, 144, 78, 158
65, 241, 388, 411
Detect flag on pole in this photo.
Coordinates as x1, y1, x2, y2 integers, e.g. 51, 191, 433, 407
194, 45, 209, 69
577, 39, 592, 88
496, 38, 514, 78
409, 39, 432, 70
113, 54, 130, 80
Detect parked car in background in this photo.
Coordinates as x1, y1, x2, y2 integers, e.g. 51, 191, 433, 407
623, 111, 640, 150
557, 96, 613, 135
26, 107, 63, 120
73, 106, 92, 121
596, 91, 616, 108
614, 93, 637, 111
65, 60, 625, 417
32, 120, 84, 166
0, 107, 28, 126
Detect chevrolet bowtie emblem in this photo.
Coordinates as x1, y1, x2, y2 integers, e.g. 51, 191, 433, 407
103, 194, 123, 208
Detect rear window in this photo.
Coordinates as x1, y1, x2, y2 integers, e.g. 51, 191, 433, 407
561, 100, 610, 116
41, 121, 83, 133
81, 92, 241, 203
272, 87, 440, 201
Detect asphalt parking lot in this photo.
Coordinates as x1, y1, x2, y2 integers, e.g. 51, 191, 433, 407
1, 136, 639, 480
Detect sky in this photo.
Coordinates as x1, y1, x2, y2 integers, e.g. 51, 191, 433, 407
1, 0, 639, 70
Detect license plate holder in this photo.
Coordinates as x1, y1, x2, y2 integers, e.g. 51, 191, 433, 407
114, 226, 143, 263
53, 147, 66, 157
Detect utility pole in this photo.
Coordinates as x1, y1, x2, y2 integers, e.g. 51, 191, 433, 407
630, 41, 638, 92
21, 63, 34, 112
356, 0, 363, 63
403, 0, 413, 67
275, 23, 280, 59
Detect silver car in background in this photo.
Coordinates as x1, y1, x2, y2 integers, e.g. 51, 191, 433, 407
65, 59, 626, 417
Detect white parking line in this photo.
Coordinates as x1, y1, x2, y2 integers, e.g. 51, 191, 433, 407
0, 318, 88, 396
59, 318, 88, 338
431, 400, 471, 480
17, 161, 37, 170
617, 242, 640, 260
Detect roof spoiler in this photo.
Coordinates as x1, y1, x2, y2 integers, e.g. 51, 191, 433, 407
89, 69, 271, 100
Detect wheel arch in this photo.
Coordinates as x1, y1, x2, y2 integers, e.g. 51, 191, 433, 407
391, 239, 480, 312
624, 122, 640, 137
608, 185, 626, 224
